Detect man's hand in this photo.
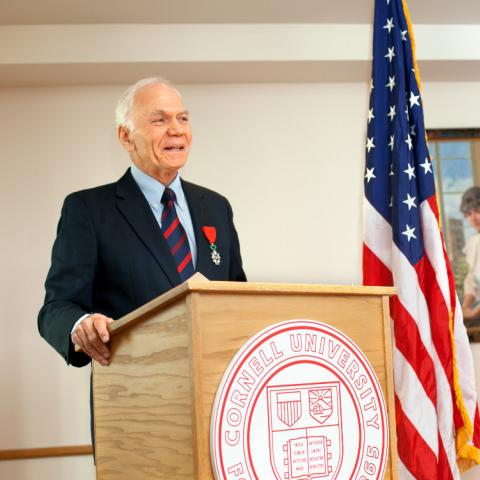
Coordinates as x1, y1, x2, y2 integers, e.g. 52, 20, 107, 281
71, 313, 114, 365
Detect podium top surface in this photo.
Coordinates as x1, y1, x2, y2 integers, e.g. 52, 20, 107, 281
109, 273, 395, 336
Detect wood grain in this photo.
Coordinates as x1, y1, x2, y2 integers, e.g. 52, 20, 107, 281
0, 445, 92, 461
382, 295, 399, 480
93, 300, 194, 479
108, 277, 395, 339
92, 280, 397, 479
192, 291, 397, 480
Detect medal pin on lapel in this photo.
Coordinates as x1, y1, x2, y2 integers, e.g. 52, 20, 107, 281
202, 226, 221, 266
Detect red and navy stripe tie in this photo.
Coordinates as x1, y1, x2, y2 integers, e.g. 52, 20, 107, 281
161, 188, 194, 281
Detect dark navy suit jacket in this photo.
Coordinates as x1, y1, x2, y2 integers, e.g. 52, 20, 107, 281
38, 168, 246, 366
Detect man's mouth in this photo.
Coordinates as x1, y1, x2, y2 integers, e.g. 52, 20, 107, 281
163, 146, 185, 151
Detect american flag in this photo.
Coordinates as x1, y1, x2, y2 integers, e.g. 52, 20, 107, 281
363, 0, 480, 478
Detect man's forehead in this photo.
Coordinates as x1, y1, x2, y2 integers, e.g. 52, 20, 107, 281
148, 108, 189, 118
134, 83, 185, 110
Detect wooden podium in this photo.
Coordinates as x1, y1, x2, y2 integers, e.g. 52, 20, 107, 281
92, 274, 397, 479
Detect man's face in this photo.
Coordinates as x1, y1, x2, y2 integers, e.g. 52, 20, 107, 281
119, 83, 192, 184
466, 207, 480, 232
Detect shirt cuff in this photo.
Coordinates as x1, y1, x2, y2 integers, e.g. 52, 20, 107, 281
71, 313, 91, 335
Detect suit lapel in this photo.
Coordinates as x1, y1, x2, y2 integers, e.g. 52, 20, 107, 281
115, 170, 181, 287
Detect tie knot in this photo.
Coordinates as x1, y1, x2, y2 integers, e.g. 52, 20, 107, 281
161, 187, 176, 205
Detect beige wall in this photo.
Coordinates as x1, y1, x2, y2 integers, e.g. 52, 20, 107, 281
1, 81, 480, 478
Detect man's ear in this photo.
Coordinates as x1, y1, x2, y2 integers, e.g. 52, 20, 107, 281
118, 126, 134, 152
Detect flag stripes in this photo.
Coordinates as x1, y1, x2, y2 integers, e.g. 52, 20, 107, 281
365, 191, 480, 476
390, 297, 437, 406
394, 394, 445, 479
393, 348, 438, 455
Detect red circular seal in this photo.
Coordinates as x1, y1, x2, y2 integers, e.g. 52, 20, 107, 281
210, 320, 388, 480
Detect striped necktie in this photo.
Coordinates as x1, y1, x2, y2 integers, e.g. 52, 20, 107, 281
161, 188, 194, 282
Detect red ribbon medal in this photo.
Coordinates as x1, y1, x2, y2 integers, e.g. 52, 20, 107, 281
202, 226, 221, 265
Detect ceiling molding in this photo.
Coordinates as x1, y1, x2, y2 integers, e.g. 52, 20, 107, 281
1, 0, 479, 25
1, 24, 479, 86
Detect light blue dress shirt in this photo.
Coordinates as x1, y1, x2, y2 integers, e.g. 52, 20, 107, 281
130, 164, 197, 268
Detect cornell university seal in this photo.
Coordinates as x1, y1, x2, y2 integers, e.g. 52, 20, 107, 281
210, 320, 388, 480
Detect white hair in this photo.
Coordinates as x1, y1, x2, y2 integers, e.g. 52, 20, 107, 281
115, 77, 180, 131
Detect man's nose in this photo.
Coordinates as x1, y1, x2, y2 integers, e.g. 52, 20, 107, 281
167, 119, 184, 135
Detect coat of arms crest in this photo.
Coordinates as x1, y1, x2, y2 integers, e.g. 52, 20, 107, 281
267, 382, 342, 480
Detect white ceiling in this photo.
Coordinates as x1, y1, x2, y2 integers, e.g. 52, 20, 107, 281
1, 0, 479, 25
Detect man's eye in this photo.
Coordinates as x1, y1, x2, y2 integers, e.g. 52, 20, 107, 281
179, 116, 189, 122
152, 118, 165, 124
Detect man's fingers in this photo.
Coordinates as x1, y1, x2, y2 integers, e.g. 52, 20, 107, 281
84, 315, 112, 351
83, 322, 109, 357
71, 313, 114, 364
93, 315, 113, 343
74, 327, 109, 365
87, 330, 110, 357
73, 314, 114, 365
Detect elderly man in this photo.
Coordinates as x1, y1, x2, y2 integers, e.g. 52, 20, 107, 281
38, 78, 246, 368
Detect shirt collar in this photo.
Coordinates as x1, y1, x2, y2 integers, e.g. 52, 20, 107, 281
130, 164, 184, 208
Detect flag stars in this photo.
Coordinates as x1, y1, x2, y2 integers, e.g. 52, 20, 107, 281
405, 134, 413, 150
389, 164, 395, 176
420, 157, 433, 174
401, 30, 408, 41
403, 194, 417, 210
365, 167, 376, 183
386, 76, 396, 91
409, 91, 421, 108
366, 137, 375, 153
404, 163, 416, 180
383, 18, 395, 33
370, 78, 374, 91
410, 124, 416, 136
388, 134, 395, 151
368, 108, 375, 124
385, 46, 396, 62
387, 105, 396, 121
402, 224, 417, 242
